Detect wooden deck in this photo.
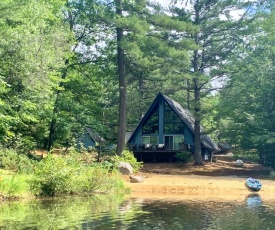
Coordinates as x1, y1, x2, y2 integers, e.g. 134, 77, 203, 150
133, 150, 179, 162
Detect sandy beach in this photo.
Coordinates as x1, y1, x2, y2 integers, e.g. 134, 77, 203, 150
126, 174, 275, 202
125, 157, 275, 202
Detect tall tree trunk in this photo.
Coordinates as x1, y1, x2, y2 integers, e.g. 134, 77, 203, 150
193, 47, 203, 165
47, 60, 69, 151
48, 2, 73, 152
193, 77, 203, 165
192, 1, 203, 165
138, 74, 144, 119
186, 79, 190, 110
116, 0, 127, 155
47, 115, 57, 151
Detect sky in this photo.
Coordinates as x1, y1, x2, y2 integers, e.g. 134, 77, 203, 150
156, 0, 245, 20
157, 0, 172, 7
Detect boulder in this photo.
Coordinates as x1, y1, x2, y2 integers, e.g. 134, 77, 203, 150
130, 175, 144, 183
118, 161, 133, 175
235, 159, 244, 167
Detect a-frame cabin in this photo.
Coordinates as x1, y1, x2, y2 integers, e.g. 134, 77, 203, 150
127, 93, 219, 162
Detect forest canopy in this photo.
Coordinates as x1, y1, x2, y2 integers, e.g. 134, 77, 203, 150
0, 0, 275, 166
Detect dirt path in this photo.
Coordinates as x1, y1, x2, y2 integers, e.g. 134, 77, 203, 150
125, 156, 275, 201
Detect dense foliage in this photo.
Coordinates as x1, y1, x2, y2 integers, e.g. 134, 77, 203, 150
217, 5, 275, 166
0, 148, 36, 174
0, 150, 126, 198
0, 0, 274, 166
31, 153, 125, 196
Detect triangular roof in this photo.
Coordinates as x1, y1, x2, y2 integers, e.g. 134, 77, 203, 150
85, 127, 105, 143
128, 93, 219, 151
126, 132, 133, 143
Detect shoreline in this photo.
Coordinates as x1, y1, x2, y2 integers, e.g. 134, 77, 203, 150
125, 174, 275, 202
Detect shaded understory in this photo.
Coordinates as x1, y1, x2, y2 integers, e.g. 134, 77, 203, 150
139, 155, 271, 178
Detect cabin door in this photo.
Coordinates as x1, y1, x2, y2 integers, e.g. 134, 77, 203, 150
164, 135, 184, 150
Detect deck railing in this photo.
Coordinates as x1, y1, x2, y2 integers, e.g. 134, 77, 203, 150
129, 144, 187, 151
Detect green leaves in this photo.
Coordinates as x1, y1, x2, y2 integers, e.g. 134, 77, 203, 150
216, 7, 275, 165
32, 153, 125, 196
0, 0, 73, 149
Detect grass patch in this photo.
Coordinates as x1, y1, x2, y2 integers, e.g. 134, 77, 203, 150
0, 173, 33, 198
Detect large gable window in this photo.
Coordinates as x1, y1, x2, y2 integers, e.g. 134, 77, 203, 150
142, 107, 159, 134
164, 102, 184, 134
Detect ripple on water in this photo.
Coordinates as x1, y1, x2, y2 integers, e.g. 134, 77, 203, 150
1, 196, 275, 229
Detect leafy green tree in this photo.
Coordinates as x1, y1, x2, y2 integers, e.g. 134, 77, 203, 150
0, 0, 72, 151
46, 0, 115, 150
217, 7, 275, 166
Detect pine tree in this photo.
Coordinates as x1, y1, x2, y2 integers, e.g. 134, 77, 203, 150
113, 0, 195, 154
170, 0, 255, 165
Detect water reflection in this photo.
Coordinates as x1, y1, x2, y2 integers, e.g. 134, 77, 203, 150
246, 194, 262, 208
1, 196, 275, 229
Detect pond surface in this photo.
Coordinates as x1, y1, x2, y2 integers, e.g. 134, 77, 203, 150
1, 194, 275, 229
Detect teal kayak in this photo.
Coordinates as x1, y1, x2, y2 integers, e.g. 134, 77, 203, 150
246, 178, 262, 191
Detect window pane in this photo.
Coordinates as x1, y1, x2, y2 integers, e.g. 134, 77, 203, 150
174, 123, 183, 134
142, 136, 158, 146
174, 136, 184, 150
142, 137, 150, 145
142, 124, 151, 134
150, 136, 158, 146
164, 103, 184, 134
165, 136, 173, 150
142, 107, 159, 134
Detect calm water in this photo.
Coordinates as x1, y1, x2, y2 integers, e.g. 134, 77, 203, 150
0, 194, 275, 229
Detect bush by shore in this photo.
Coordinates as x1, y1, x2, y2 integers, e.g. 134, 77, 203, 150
0, 149, 128, 200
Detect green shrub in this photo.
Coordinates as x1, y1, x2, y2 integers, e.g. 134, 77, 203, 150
233, 151, 260, 163
31, 154, 72, 196
74, 163, 125, 194
3, 134, 36, 154
111, 150, 143, 173
101, 160, 114, 171
175, 151, 191, 163
31, 153, 125, 196
0, 148, 36, 174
